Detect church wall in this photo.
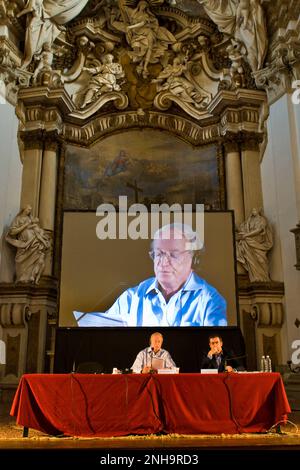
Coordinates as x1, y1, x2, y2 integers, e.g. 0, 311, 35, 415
0, 102, 22, 284
261, 94, 300, 363
289, 97, 300, 217
0, 101, 22, 344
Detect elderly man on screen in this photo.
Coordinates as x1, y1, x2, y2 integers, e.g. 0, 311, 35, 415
74, 223, 227, 327
131, 332, 176, 374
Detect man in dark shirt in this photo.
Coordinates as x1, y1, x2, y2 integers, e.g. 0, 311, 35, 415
201, 335, 244, 372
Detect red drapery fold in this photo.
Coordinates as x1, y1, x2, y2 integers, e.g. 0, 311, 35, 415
11, 373, 291, 437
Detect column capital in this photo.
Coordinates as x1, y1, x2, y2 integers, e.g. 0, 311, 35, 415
44, 131, 61, 152
224, 140, 240, 153
20, 130, 44, 151
240, 133, 262, 152
19, 130, 62, 151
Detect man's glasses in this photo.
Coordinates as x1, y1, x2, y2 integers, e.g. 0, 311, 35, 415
149, 250, 191, 263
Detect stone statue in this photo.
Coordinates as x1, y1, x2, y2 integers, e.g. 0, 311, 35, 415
152, 57, 209, 109
16, 0, 89, 69
32, 42, 53, 83
110, 0, 176, 78
17, 0, 61, 69
5, 205, 51, 284
80, 54, 125, 108
236, 208, 273, 282
226, 40, 246, 87
199, 0, 268, 72
236, 0, 252, 30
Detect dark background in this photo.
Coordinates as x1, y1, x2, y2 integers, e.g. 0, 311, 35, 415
54, 326, 246, 373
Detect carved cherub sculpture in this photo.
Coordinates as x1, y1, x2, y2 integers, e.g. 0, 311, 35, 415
226, 40, 246, 86
32, 42, 53, 83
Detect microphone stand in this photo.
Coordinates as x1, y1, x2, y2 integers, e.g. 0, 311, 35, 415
150, 347, 157, 373
224, 354, 247, 371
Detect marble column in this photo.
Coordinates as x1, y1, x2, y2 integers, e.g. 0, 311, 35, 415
241, 137, 263, 218
224, 140, 246, 275
20, 131, 43, 216
224, 141, 245, 228
39, 138, 58, 231
39, 135, 59, 276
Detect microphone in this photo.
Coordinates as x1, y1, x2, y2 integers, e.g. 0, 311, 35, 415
150, 347, 154, 369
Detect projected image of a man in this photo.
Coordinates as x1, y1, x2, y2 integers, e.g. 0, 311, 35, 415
74, 223, 227, 327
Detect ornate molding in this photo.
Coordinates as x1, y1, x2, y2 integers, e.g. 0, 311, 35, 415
0, 1, 298, 108
0, 303, 30, 328
15, 83, 267, 147
223, 139, 239, 153
238, 279, 285, 328
4, 2, 262, 120
69, 92, 129, 119
254, 39, 300, 104
19, 128, 62, 152
240, 135, 261, 152
63, 109, 266, 148
18, 87, 74, 116
0, 36, 21, 105
20, 129, 44, 150
0, 278, 58, 306
44, 132, 62, 152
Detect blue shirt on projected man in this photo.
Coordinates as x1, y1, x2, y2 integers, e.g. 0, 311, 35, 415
74, 224, 227, 327
74, 271, 227, 327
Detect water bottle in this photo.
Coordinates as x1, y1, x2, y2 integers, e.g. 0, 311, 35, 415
260, 355, 265, 372
266, 355, 272, 372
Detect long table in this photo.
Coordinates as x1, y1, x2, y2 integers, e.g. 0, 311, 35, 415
10, 372, 291, 437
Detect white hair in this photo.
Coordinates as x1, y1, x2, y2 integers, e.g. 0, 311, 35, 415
152, 223, 202, 251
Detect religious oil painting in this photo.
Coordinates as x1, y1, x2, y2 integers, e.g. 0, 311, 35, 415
64, 130, 221, 210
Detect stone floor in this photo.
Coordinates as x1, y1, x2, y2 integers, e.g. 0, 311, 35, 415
1, 387, 300, 444
1, 394, 300, 466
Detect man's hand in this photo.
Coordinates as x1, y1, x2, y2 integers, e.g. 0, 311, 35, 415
142, 366, 151, 374
207, 349, 215, 358
142, 366, 158, 374
208, 346, 221, 357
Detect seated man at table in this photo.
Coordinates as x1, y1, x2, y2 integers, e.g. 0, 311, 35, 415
201, 335, 244, 373
131, 332, 176, 373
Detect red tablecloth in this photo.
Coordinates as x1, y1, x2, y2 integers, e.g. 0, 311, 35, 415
10, 373, 291, 437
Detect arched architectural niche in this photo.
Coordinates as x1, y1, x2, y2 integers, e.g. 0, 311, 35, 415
0, 84, 284, 381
